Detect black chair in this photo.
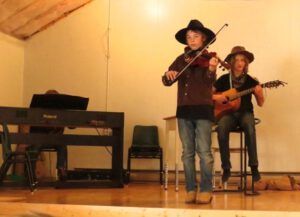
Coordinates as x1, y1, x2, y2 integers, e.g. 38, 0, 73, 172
126, 125, 163, 184
0, 123, 37, 192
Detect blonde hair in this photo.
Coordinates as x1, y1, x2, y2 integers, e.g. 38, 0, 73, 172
230, 54, 249, 73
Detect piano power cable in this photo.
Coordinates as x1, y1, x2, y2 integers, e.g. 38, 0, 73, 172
94, 127, 112, 156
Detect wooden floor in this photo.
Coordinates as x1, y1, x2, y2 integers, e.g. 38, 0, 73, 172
1, 183, 300, 216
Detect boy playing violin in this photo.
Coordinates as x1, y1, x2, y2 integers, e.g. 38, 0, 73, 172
162, 19, 219, 204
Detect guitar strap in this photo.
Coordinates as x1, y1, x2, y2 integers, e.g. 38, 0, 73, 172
229, 72, 233, 89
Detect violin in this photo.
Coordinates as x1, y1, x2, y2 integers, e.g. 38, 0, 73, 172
184, 47, 230, 70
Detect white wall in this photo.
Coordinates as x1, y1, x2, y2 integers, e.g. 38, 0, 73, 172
0, 32, 24, 162
0, 32, 24, 106
23, 0, 300, 172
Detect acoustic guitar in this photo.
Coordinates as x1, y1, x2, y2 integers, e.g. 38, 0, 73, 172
214, 80, 287, 120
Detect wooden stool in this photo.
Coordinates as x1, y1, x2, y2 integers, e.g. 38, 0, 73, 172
212, 127, 244, 192
212, 118, 261, 196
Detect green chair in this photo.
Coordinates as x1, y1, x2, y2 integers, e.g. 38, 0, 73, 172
126, 125, 163, 184
0, 123, 37, 191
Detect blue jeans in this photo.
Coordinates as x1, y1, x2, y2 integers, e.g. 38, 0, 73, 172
217, 112, 258, 169
178, 118, 213, 192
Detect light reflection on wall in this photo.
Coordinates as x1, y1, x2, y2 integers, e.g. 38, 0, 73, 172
145, 0, 167, 21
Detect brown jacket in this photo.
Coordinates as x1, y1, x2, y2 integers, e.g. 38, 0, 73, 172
163, 54, 216, 120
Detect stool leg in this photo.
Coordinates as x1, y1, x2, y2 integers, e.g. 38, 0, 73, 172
127, 152, 131, 184
25, 153, 35, 184
243, 137, 259, 196
164, 160, 168, 190
243, 132, 247, 194
212, 150, 216, 189
160, 151, 163, 185
25, 153, 37, 191
175, 163, 179, 192
223, 181, 228, 190
25, 158, 34, 192
0, 155, 12, 183
239, 131, 243, 191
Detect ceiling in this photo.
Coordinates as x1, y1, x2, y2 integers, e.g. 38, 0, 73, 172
0, 0, 93, 40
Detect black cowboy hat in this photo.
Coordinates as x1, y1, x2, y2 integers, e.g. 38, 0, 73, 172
175, 19, 216, 45
225, 46, 254, 63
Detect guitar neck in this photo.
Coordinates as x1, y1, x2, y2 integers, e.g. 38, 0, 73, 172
230, 83, 266, 101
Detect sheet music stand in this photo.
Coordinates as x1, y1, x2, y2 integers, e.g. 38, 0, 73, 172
30, 94, 89, 110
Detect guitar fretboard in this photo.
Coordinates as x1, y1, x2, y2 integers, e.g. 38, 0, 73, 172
229, 83, 267, 101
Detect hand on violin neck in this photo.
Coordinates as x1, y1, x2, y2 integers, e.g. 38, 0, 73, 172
208, 56, 219, 72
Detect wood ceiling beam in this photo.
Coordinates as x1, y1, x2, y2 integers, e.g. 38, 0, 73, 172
13, 0, 92, 40
0, 0, 38, 24
0, 0, 66, 34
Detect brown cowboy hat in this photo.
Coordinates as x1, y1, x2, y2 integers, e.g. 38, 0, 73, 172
175, 19, 216, 45
225, 46, 254, 63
